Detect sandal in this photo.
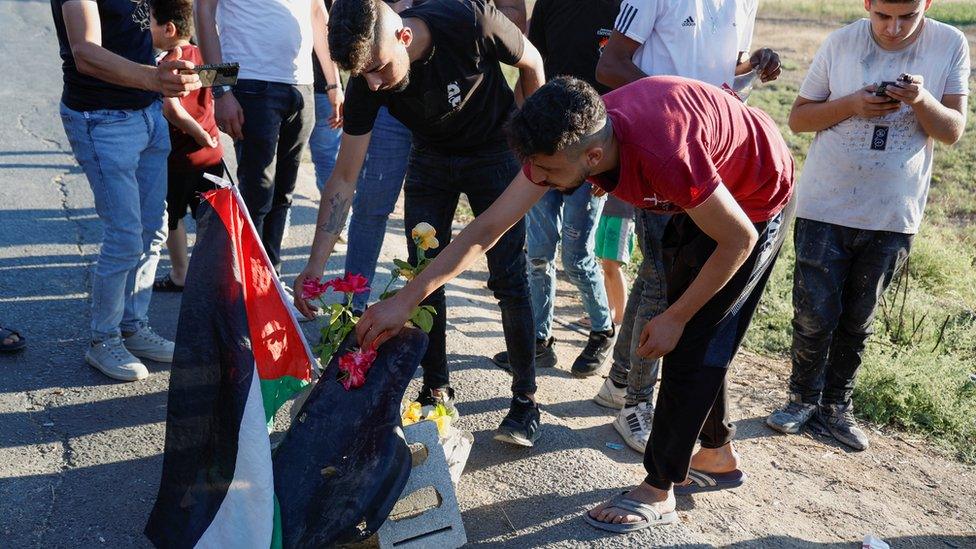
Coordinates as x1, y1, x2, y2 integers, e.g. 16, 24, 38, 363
0, 326, 26, 353
674, 468, 747, 495
152, 274, 184, 293
583, 492, 677, 533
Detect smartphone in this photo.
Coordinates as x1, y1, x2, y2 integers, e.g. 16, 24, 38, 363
875, 80, 899, 97
187, 62, 240, 87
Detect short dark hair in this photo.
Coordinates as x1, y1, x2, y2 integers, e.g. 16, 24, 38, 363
506, 76, 608, 160
149, 0, 194, 39
329, 0, 385, 74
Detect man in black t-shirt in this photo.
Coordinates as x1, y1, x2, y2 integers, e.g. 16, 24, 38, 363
52, 0, 200, 383
293, 0, 548, 446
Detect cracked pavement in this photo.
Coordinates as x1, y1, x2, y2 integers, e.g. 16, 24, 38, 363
0, 2, 705, 547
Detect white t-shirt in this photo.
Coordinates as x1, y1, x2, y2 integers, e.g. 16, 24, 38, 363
216, 0, 314, 85
796, 19, 970, 234
614, 0, 757, 87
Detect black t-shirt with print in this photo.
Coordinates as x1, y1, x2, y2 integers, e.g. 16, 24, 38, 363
528, 0, 620, 94
343, 0, 524, 155
51, 0, 157, 111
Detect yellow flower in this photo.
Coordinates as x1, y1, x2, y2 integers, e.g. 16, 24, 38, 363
399, 268, 415, 281
428, 413, 451, 436
402, 401, 423, 425
411, 222, 439, 251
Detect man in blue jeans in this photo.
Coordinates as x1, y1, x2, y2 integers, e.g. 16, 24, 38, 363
491, 0, 619, 378
53, 0, 201, 381
295, 0, 547, 446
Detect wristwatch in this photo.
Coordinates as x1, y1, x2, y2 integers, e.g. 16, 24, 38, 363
212, 85, 232, 99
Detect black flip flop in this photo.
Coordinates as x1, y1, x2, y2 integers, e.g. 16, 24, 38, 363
152, 274, 184, 293
0, 326, 26, 353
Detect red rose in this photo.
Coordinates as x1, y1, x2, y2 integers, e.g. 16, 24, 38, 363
301, 277, 331, 300
337, 347, 378, 390
331, 273, 371, 295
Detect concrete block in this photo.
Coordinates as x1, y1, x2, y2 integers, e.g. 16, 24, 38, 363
377, 421, 467, 549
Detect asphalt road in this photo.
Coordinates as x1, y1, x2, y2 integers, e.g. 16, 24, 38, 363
0, 2, 705, 547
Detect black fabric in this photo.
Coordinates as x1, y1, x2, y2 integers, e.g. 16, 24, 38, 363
527, 0, 620, 94
144, 198, 254, 548
642, 198, 795, 490
166, 163, 224, 230
311, 0, 335, 95
51, 0, 157, 111
343, 0, 523, 154
273, 329, 429, 547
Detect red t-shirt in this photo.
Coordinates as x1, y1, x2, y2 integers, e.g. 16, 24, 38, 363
588, 76, 794, 222
162, 45, 223, 171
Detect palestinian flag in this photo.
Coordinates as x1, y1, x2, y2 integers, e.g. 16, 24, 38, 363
145, 184, 314, 548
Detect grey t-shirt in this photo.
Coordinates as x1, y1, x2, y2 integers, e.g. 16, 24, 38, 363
795, 19, 970, 234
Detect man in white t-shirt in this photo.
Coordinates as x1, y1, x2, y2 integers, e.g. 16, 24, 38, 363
592, 0, 780, 472
195, 0, 342, 277
767, 0, 969, 451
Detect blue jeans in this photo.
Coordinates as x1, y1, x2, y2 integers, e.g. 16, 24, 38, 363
60, 101, 170, 342
233, 80, 314, 271
608, 210, 670, 406
789, 218, 912, 407
526, 185, 610, 338
309, 93, 342, 191
404, 145, 536, 395
345, 107, 412, 311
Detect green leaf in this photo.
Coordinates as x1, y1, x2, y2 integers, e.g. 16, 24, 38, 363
393, 258, 413, 270
410, 307, 434, 333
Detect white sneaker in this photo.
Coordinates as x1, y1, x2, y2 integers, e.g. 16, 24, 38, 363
123, 326, 175, 363
593, 378, 626, 409
86, 338, 149, 382
613, 402, 653, 453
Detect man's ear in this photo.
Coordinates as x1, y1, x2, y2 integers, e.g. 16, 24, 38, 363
585, 145, 604, 169
396, 26, 413, 47
165, 21, 178, 39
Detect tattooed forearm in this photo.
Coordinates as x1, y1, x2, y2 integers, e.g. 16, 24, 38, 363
317, 192, 351, 236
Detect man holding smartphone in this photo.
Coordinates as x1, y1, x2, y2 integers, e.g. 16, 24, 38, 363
767, 0, 970, 451
52, 0, 201, 381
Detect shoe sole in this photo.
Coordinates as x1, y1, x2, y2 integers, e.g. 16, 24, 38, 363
571, 356, 610, 378
126, 349, 174, 363
593, 391, 625, 409
612, 417, 648, 453
494, 430, 538, 447
765, 416, 805, 435
85, 355, 148, 382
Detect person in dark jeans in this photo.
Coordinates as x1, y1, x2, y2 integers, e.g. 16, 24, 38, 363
195, 0, 342, 274
355, 76, 796, 531
766, 0, 969, 451
294, 0, 547, 446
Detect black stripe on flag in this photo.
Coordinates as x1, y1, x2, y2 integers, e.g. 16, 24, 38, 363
144, 198, 256, 548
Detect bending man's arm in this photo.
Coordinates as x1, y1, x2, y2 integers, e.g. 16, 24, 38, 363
293, 132, 372, 318
636, 184, 758, 359
356, 172, 547, 347
513, 36, 545, 105
62, 0, 199, 96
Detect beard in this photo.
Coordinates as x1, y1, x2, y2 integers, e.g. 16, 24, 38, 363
387, 71, 410, 93
559, 165, 593, 196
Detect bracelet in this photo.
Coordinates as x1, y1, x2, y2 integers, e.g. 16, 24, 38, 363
324, 83, 340, 92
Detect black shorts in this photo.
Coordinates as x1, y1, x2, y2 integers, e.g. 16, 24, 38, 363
166, 163, 224, 230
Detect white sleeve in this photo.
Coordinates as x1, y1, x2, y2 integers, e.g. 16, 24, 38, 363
737, 0, 757, 53
798, 38, 833, 101
614, 0, 659, 45
943, 29, 971, 97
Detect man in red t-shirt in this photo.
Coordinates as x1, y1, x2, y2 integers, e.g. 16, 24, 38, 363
149, 0, 225, 292
356, 75, 795, 531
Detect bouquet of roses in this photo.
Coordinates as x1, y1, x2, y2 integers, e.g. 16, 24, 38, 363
300, 223, 442, 390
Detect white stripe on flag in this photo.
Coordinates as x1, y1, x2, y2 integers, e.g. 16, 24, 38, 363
196, 362, 274, 548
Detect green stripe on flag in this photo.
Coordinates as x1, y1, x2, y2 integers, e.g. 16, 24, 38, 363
260, 376, 310, 424
271, 495, 283, 549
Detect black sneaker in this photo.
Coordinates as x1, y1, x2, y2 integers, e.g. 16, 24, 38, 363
811, 402, 870, 451
494, 394, 542, 447
766, 393, 818, 434
491, 337, 557, 372
416, 385, 456, 409
571, 326, 616, 378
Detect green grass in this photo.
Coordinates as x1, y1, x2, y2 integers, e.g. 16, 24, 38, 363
760, 0, 976, 27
